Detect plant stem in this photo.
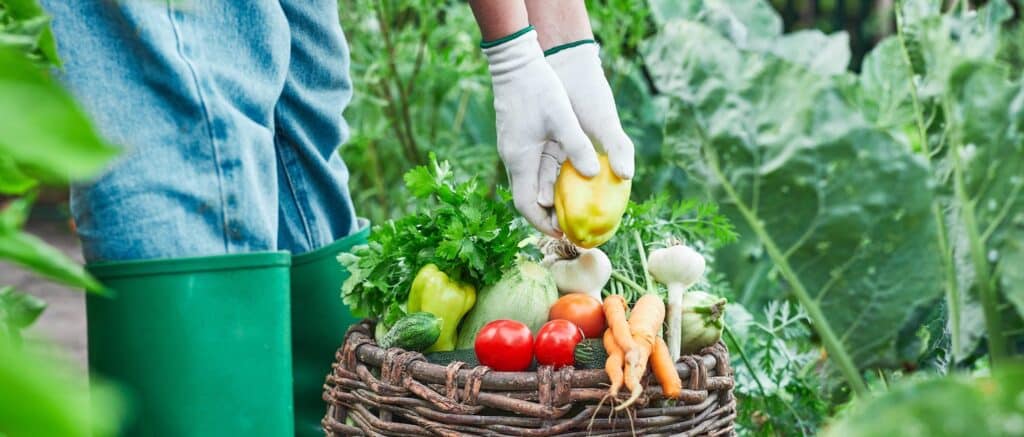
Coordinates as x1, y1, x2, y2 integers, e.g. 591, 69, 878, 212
951, 138, 1007, 364
701, 137, 869, 397
611, 270, 646, 295
895, 0, 962, 366
633, 230, 654, 295
723, 327, 769, 399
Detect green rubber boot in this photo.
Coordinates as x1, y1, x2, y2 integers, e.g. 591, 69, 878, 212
86, 252, 294, 436
289, 222, 369, 437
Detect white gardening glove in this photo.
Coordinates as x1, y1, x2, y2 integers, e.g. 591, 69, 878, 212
545, 42, 635, 181
484, 28, 601, 236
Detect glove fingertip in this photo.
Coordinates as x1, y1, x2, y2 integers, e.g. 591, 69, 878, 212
571, 154, 601, 178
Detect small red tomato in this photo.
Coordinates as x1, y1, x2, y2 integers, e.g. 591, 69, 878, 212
534, 319, 584, 368
549, 293, 606, 339
474, 319, 534, 371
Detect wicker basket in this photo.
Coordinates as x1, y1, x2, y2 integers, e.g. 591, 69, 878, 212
322, 321, 736, 436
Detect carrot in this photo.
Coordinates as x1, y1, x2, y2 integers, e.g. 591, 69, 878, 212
651, 337, 682, 399
602, 329, 625, 397
616, 294, 666, 410
603, 294, 637, 354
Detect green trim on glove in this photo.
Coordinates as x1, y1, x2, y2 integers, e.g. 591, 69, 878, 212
480, 25, 535, 49
543, 39, 597, 57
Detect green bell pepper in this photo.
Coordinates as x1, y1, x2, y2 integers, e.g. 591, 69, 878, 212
407, 264, 476, 352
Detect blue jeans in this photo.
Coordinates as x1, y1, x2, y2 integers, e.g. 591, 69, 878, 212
43, 0, 358, 262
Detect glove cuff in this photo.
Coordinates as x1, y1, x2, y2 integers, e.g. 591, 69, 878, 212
480, 25, 534, 49
543, 39, 597, 57
482, 27, 544, 78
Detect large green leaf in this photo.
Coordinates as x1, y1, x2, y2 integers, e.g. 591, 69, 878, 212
648, 0, 782, 48
768, 30, 851, 76
0, 48, 116, 183
0, 0, 60, 66
0, 155, 37, 194
824, 364, 1024, 436
644, 19, 944, 369
849, 37, 917, 134
0, 198, 104, 293
0, 286, 45, 333
0, 340, 122, 436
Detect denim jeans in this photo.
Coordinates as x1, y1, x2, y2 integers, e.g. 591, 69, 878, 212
43, 0, 358, 262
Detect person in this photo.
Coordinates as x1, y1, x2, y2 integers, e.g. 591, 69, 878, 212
43, 0, 633, 435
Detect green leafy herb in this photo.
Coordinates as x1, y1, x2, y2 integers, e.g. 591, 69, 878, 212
340, 154, 531, 324
604, 194, 737, 303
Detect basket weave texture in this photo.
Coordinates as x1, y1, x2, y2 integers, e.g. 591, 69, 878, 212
322, 321, 736, 436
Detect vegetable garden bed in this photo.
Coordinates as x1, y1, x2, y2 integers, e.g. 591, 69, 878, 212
323, 321, 736, 436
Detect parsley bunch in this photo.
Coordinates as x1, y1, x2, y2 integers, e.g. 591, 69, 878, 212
340, 154, 530, 324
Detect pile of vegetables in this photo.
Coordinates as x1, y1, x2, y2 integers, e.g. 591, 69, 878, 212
340, 156, 736, 409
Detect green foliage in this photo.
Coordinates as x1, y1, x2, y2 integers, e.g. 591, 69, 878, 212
338, 0, 498, 224
1, 2, 122, 435
0, 285, 45, 343
0, 48, 116, 184
0, 0, 59, 65
604, 195, 738, 303
726, 301, 831, 436
824, 364, 1024, 436
642, 4, 945, 383
0, 340, 122, 437
1, 195, 104, 292
340, 155, 531, 324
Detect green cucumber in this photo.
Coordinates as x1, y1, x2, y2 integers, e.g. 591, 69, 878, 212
573, 338, 608, 370
379, 312, 443, 352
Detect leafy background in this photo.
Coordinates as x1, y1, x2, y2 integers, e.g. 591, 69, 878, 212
3, 0, 1023, 435
337, 0, 1024, 434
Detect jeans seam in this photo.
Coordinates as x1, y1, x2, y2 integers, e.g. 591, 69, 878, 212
165, 1, 230, 253
274, 129, 316, 249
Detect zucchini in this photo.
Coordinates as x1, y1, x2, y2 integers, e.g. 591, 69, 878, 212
379, 312, 443, 352
573, 338, 608, 370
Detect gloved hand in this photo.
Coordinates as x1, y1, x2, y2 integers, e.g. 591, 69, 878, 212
546, 42, 634, 181
484, 27, 600, 237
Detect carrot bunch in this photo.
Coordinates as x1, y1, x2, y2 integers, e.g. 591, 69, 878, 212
602, 294, 682, 409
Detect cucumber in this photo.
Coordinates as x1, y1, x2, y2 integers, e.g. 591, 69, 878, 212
573, 338, 608, 370
379, 312, 443, 352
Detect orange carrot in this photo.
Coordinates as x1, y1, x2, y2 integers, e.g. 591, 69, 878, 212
603, 294, 637, 354
616, 294, 666, 410
603, 329, 625, 397
651, 337, 682, 399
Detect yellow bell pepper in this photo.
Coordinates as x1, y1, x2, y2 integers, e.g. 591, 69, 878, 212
407, 264, 476, 352
554, 154, 632, 248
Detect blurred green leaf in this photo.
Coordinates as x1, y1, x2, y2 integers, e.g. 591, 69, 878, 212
0, 339, 122, 437
0, 0, 60, 66
769, 30, 851, 76
0, 48, 116, 184
0, 156, 37, 194
0, 231, 104, 293
824, 364, 1024, 436
0, 194, 33, 230
0, 286, 46, 331
0, 197, 103, 292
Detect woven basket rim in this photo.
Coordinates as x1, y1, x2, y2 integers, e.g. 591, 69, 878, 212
342, 320, 723, 390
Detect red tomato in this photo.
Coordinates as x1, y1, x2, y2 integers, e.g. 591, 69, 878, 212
474, 319, 534, 371
534, 320, 584, 368
548, 293, 606, 339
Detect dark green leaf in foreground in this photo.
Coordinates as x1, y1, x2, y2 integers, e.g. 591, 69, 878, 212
0, 48, 116, 183
824, 364, 1024, 437
0, 198, 104, 292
